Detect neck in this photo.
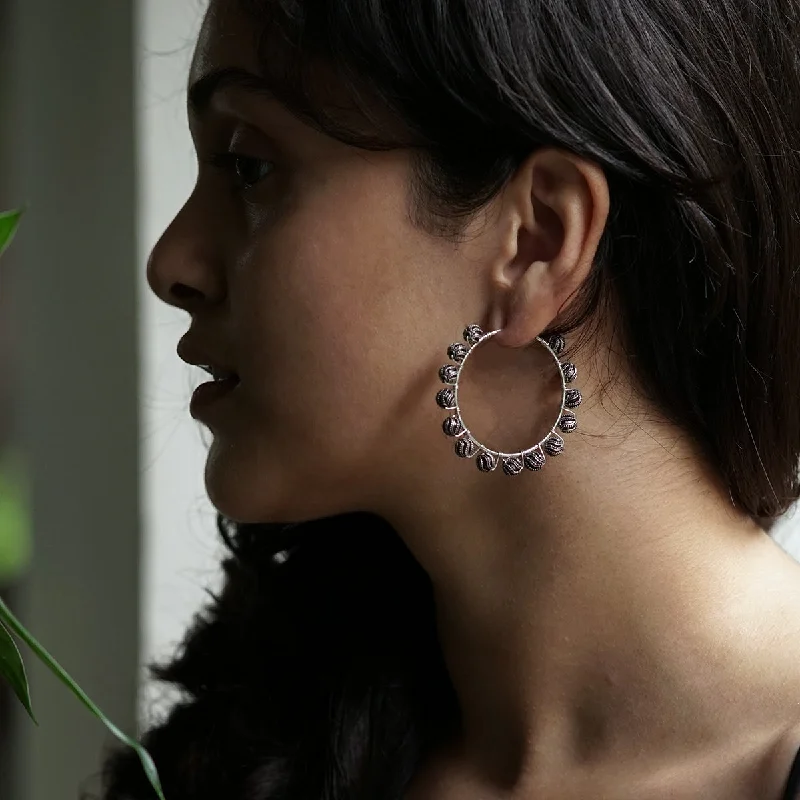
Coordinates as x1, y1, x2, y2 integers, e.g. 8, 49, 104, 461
377, 382, 800, 794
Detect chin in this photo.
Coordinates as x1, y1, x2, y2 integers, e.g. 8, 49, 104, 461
203, 435, 358, 526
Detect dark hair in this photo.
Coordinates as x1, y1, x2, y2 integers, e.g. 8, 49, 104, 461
99, 1, 800, 797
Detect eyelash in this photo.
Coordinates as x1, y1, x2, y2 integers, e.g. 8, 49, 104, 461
208, 151, 274, 191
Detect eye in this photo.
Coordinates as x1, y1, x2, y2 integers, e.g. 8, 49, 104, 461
208, 152, 274, 190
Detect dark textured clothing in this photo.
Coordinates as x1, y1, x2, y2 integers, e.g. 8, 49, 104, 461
783, 744, 800, 799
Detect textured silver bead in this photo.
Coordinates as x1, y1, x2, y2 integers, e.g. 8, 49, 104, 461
442, 415, 463, 437
463, 324, 484, 346
447, 343, 469, 363
436, 387, 456, 410
523, 447, 546, 471
439, 364, 460, 385
437, 323, 586, 476
559, 410, 578, 434
476, 451, 497, 472
543, 434, 565, 456
565, 388, 582, 409
548, 333, 566, 355
502, 456, 524, 476
455, 437, 476, 458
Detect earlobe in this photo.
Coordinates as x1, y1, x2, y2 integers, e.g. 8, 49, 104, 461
489, 148, 610, 349
490, 261, 554, 348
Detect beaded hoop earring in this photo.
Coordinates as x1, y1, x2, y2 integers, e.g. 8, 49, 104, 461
435, 324, 582, 474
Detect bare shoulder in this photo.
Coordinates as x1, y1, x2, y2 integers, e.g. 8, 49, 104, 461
615, 728, 800, 800
605, 725, 800, 800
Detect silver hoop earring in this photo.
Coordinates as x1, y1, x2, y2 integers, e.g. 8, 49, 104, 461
435, 324, 582, 474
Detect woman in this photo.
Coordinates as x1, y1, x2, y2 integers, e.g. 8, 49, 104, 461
101, 0, 800, 797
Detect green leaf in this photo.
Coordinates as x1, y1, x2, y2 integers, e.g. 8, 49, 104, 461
0, 617, 37, 723
0, 445, 32, 582
0, 596, 166, 800
0, 209, 22, 259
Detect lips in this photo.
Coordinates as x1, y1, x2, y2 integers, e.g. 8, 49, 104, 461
197, 364, 240, 384
177, 336, 240, 385
189, 373, 240, 419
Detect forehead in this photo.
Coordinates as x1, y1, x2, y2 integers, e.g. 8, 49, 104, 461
190, 2, 262, 86
186, 0, 407, 146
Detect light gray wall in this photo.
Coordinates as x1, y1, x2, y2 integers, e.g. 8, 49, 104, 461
773, 510, 800, 559
137, 0, 224, 728
5, 1, 141, 798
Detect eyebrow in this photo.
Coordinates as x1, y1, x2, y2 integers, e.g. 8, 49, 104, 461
188, 67, 277, 116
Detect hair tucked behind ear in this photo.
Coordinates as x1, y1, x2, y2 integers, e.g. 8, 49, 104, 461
99, 0, 800, 797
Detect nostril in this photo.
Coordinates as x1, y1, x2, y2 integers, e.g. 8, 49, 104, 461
170, 283, 204, 303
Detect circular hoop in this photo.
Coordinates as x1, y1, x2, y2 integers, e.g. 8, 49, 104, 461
435, 323, 582, 474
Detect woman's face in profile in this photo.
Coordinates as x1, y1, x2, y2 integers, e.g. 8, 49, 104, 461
146, 1, 517, 524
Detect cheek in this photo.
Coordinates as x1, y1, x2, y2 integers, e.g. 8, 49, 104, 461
213, 192, 446, 521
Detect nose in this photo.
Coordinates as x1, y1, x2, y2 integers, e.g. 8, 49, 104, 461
146, 192, 226, 314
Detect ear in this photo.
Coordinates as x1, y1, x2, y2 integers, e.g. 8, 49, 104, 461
488, 147, 610, 348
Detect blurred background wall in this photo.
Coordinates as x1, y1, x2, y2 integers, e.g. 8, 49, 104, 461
1, 1, 222, 798
3, 1, 141, 798
1, 1, 800, 799
136, 0, 224, 731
